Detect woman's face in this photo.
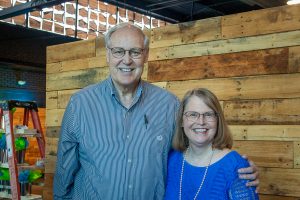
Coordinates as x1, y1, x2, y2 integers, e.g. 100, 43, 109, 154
183, 95, 218, 148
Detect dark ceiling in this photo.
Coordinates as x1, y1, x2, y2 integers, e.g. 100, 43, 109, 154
0, 0, 288, 71
102, 0, 287, 23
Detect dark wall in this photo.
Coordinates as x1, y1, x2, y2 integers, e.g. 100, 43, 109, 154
0, 67, 45, 107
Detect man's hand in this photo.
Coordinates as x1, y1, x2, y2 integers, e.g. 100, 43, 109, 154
238, 155, 259, 193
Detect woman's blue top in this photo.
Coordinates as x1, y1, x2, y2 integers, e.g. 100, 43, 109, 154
164, 150, 259, 200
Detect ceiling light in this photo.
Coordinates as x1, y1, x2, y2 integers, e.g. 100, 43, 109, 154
287, 0, 300, 5
17, 80, 27, 86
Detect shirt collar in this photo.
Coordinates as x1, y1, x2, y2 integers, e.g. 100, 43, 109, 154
107, 76, 144, 103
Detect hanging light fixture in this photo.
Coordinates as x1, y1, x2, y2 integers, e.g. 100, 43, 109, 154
287, 0, 300, 5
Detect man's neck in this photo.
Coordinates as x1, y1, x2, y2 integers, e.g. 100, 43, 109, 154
113, 81, 139, 109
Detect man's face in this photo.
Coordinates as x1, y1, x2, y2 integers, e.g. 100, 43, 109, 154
106, 26, 148, 89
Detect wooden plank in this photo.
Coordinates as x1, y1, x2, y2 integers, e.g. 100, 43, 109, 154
233, 141, 293, 168
45, 154, 57, 173
259, 167, 300, 197
46, 109, 65, 127
289, 46, 300, 73
260, 194, 300, 200
150, 17, 221, 48
61, 56, 106, 72
46, 126, 60, 138
46, 67, 109, 91
57, 89, 79, 109
45, 137, 59, 156
148, 48, 288, 82
295, 141, 300, 168
46, 126, 61, 138
152, 82, 168, 89
47, 39, 96, 63
46, 91, 58, 109
230, 125, 300, 141
222, 5, 300, 39
47, 56, 107, 74
166, 73, 300, 100
224, 98, 300, 125
47, 62, 62, 74
142, 63, 148, 81
95, 36, 106, 57
148, 30, 300, 61
43, 173, 54, 200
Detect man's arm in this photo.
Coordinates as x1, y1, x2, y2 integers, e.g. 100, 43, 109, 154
238, 156, 259, 192
53, 100, 80, 199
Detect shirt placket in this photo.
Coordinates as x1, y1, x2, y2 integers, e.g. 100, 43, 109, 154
123, 109, 134, 200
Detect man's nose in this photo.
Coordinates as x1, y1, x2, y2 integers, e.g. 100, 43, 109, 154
122, 51, 132, 64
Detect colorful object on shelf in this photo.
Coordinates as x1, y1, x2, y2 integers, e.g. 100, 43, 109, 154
18, 169, 43, 183
15, 137, 29, 151
28, 170, 43, 183
0, 168, 10, 181
18, 170, 30, 183
0, 132, 6, 150
11, 107, 16, 114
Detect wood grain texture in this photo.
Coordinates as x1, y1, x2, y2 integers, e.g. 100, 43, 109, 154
46, 67, 109, 91
222, 4, 300, 39
148, 30, 300, 61
167, 73, 300, 100
259, 167, 300, 197
148, 48, 288, 82
233, 140, 293, 168
46, 126, 61, 138
45, 137, 59, 156
43, 173, 54, 200
150, 17, 221, 48
46, 109, 65, 127
47, 39, 96, 63
295, 142, 300, 168
47, 62, 62, 74
260, 194, 300, 200
46, 91, 58, 109
230, 125, 300, 141
289, 46, 300, 73
57, 89, 79, 109
224, 98, 300, 125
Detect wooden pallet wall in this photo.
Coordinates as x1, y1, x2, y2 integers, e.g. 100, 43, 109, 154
45, 4, 300, 200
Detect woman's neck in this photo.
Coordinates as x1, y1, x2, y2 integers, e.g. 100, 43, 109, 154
185, 144, 214, 167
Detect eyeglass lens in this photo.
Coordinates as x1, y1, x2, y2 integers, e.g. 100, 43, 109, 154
184, 111, 217, 122
110, 47, 143, 58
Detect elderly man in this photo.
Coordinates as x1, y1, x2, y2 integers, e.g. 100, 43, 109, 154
53, 22, 258, 200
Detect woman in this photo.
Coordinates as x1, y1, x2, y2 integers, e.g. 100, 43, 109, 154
164, 88, 259, 200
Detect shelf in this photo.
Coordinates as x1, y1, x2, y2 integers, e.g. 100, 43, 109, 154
0, 191, 42, 200
14, 128, 38, 137
0, 163, 44, 171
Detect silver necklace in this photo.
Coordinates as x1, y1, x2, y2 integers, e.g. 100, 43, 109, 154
179, 147, 214, 200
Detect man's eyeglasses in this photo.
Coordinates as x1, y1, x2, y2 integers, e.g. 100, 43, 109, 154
108, 47, 144, 59
184, 111, 218, 122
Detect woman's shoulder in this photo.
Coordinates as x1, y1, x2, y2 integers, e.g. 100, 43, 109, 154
215, 150, 250, 170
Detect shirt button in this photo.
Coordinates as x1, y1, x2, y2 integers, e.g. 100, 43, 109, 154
128, 159, 132, 163
126, 135, 130, 139
129, 184, 132, 189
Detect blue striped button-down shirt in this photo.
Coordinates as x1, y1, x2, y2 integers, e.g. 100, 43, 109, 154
53, 77, 180, 200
